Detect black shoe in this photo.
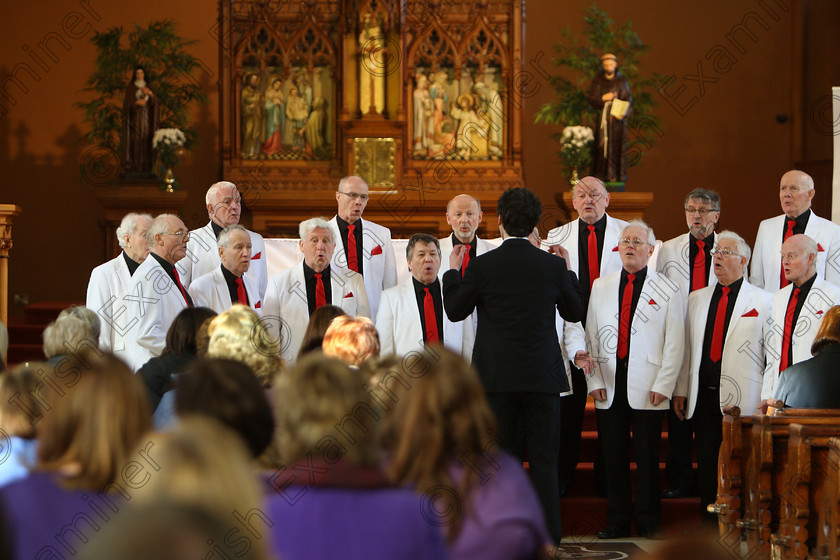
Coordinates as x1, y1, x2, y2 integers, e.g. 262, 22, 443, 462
596, 525, 630, 539
638, 527, 665, 540
661, 486, 691, 499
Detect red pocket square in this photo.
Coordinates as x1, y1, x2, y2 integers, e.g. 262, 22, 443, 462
255, 301, 262, 309
648, 299, 656, 305
344, 292, 354, 298
741, 308, 758, 317
818, 244, 825, 252
612, 246, 619, 252
251, 252, 261, 260
817, 310, 824, 315
371, 245, 383, 256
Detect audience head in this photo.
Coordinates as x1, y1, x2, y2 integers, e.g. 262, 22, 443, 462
619, 220, 656, 274
206, 305, 282, 387
406, 233, 441, 286
810, 305, 840, 356
298, 304, 347, 358
684, 188, 720, 239
217, 225, 252, 277
38, 351, 151, 490
42, 314, 99, 360
58, 305, 101, 344
446, 194, 483, 243
335, 175, 370, 223
779, 170, 814, 219
322, 315, 380, 367
147, 214, 190, 265
206, 181, 242, 228
116, 212, 152, 263
299, 218, 335, 273
0, 363, 47, 439
713, 231, 750, 286
174, 358, 275, 458
275, 354, 379, 467
497, 187, 541, 238
163, 306, 217, 356
781, 233, 817, 287
572, 177, 609, 225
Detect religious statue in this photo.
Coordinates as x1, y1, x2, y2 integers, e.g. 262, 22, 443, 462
358, 13, 386, 117
122, 66, 159, 175
450, 94, 489, 160
241, 73, 263, 157
262, 77, 286, 155
587, 53, 632, 182
412, 74, 432, 157
285, 86, 309, 149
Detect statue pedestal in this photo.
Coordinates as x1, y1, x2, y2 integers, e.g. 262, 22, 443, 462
95, 180, 187, 260
558, 191, 654, 223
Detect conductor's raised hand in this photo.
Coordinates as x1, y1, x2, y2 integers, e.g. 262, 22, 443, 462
548, 244, 571, 270
450, 243, 469, 271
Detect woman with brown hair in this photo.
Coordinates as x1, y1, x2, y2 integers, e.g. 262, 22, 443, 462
773, 305, 840, 408
297, 304, 347, 358
381, 346, 552, 560
0, 351, 151, 558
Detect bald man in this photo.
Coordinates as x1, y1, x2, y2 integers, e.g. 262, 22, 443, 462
750, 170, 840, 292
438, 194, 498, 275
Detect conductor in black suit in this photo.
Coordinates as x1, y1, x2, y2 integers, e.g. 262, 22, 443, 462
443, 187, 586, 543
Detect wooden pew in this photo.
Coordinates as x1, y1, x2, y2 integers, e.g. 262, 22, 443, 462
770, 424, 840, 560
813, 437, 840, 560
708, 405, 754, 546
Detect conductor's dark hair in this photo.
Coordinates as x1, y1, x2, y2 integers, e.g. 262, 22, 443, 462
497, 188, 541, 238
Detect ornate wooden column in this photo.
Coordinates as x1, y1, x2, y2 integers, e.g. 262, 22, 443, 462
0, 205, 23, 325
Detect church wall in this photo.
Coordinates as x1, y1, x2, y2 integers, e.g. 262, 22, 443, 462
0, 0, 803, 316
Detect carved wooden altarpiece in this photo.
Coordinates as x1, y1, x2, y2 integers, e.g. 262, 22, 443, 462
219, 0, 525, 237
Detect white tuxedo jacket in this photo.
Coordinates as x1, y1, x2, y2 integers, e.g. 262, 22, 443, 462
123, 256, 191, 371
262, 262, 370, 365
177, 222, 268, 301
682, 280, 771, 418
545, 213, 628, 279
585, 269, 686, 410
328, 217, 397, 320
657, 232, 719, 302
86, 253, 134, 360
761, 277, 840, 399
749, 212, 840, 291
376, 281, 474, 359
188, 267, 262, 315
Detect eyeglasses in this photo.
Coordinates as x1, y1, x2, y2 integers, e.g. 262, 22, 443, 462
165, 231, 190, 240
338, 191, 370, 201
618, 237, 649, 247
711, 249, 741, 258
684, 207, 717, 216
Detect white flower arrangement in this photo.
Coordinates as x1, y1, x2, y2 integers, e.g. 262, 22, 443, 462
560, 126, 594, 149
152, 128, 186, 149
558, 125, 594, 179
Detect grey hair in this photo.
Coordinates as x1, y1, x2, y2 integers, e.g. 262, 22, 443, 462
206, 181, 238, 205
59, 305, 101, 342
800, 234, 818, 259
337, 176, 368, 192
299, 217, 334, 242
716, 230, 751, 274
684, 188, 721, 212
218, 224, 249, 248
622, 220, 656, 246
42, 316, 98, 359
146, 214, 179, 247
116, 213, 152, 249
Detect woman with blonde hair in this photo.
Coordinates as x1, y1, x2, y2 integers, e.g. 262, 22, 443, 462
381, 346, 552, 560
0, 351, 150, 558
206, 304, 283, 386
321, 315, 379, 367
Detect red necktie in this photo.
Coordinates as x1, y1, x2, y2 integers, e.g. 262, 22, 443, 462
172, 268, 192, 307
461, 248, 471, 278
235, 277, 248, 305
314, 273, 327, 309
780, 220, 796, 288
780, 287, 800, 372
587, 224, 599, 289
617, 273, 635, 359
346, 223, 358, 272
709, 286, 730, 363
692, 239, 706, 292
423, 287, 439, 343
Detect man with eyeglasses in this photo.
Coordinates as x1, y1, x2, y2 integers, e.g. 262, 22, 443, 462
124, 214, 195, 371
545, 176, 628, 497
328, 175, 396, 318
177, 181, 268, 301
656, 188, 720, 500
585, 221, 685, 540
679, 231, 771, 522
86, 212, 151, 363
750, 170, 840, 292
760, 234, 840, 408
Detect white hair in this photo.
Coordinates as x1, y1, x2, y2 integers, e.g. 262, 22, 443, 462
147, 214, 179, 247
717, 230, 751, 274
299, 218, 334, 242
116, 213, 152, 249
800, 234, 818, 259
218, 224, 249, 248
59, 305, 101, 342
206, 181, 238, 206
42, 315, 98, 359
622, 220, 656, 246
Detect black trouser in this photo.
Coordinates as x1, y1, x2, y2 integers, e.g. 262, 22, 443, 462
597, 366, 666, 531
487, 391, 563, 543
664, 403, 695, 492
559, 365, 588, 485
693, 386, 723, 512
